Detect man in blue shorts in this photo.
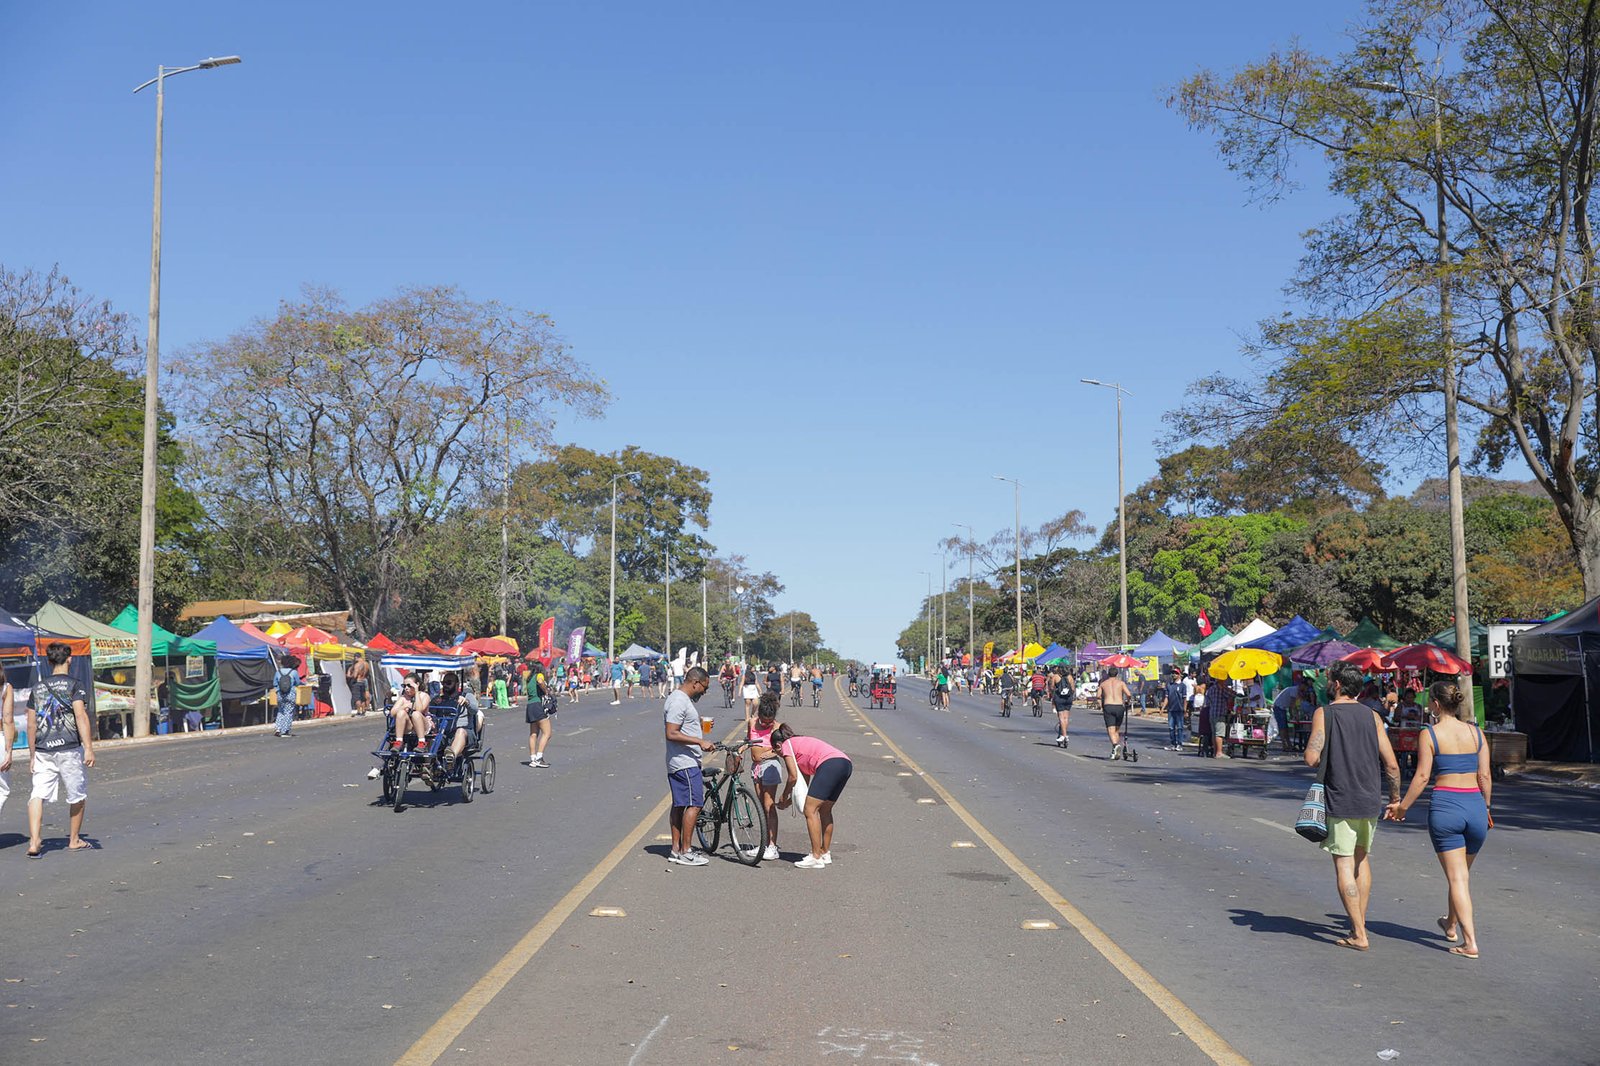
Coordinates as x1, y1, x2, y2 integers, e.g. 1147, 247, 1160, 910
664, 667, 716, 865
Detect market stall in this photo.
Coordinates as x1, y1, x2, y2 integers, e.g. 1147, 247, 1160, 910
1208, 648, 1283, 759
108, 605, 221, 732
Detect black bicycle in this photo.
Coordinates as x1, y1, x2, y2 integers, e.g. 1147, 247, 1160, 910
811, 683, 821, 708
695, 742, 768, 866
928, 684, 940, 707
721, 678, 736, 708
789, 681, 803, 707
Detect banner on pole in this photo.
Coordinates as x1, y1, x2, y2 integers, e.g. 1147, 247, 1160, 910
566, 626, 586, 663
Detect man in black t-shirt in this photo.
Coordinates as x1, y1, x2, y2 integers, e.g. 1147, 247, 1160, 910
26, 642, 95, 858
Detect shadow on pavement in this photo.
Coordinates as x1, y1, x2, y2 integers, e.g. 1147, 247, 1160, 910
1227, 908, 1337, 943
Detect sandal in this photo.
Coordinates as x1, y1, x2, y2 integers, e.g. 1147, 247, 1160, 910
1436, 916, 1458, 943
1448, 945, 1479, 959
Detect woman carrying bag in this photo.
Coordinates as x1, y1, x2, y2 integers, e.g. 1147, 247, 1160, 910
772, 724, 852, 870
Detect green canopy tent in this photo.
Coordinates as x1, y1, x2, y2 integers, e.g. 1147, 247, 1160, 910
27, 601, 139, 668
1425, 619, 1488, 662
1343, 617, 1404, 650
109, 605, 221, 726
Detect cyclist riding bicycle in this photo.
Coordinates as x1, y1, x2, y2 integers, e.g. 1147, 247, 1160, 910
1028, 668, 1049, 711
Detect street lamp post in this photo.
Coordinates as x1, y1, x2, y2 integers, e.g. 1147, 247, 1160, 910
993, 476, 1023, 662
664, 549, 671, 668
701, 577, 707, 668
916, 570, 932, 672
608, 469, 640, 664
1355, 77, 1472, 713
130, 55, 241, 737
1081, 380, 1131, 649
938, 547, 948, 666
954, 523, 974, 665
734, 584, 746, 665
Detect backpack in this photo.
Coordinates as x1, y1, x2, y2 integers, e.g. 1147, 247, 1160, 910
276, 667, 297, 699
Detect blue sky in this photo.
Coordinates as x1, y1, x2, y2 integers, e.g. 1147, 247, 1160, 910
2, 2, 1358, 661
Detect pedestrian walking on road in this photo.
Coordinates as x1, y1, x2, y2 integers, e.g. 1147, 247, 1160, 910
1051, 668, 1073, 748
26, 642, 95, 857
664, 667, 716, 865
1162, 665, 1188, 750
1306, 660, 1401, 952
273, 654, 301, 737
0, 672, 15, 828
609, 658, 624, 705
1385, 679, 1491, 959
746, 691, 786, 861
1097, 667, 1131, 760
526, 669, 553, 768
772, 723, 852, 869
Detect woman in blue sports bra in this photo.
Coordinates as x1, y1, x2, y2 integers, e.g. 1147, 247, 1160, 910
1386, 679, 1492, 960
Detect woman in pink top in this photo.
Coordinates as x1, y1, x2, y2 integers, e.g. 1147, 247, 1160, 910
746, 692, 786, 860
771, 724, 852, 869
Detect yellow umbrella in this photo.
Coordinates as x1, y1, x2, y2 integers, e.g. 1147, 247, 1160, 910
265, 621, 294, 638
1207, 648, 1283, 681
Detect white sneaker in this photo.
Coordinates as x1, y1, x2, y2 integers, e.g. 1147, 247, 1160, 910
818, 852, 832, 865
667, 850, 683, 863
762, 844, 780, 861
795, 855, 825, 869
677, 850, 709, 866
610, 700, 621, 705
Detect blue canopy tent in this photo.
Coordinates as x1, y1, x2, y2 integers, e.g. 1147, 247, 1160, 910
189, 616, 283, 714
1035, 643, 1072, 665
1241, 616, 1323, 654
1132, 630, 1193, 662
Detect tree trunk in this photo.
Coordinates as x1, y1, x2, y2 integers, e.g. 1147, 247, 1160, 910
1574, 501, 1600, 599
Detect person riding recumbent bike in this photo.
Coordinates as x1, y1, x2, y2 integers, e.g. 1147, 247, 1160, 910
373, 673, 496, 811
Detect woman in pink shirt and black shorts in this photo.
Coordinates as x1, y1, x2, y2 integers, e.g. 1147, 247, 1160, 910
772, 724, 852, 869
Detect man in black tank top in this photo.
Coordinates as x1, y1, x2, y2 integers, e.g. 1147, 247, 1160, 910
1305, 660, 1400, 951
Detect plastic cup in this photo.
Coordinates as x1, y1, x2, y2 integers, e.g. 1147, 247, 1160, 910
701, 716, 714, 736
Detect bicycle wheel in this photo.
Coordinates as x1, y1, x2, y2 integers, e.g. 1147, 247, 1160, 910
380, 757, 399, 804
726, 784, 767, 866
695, 787, 723, 854
812, 688, 820, 708
480, 752, 496, 793
391, 761, 409, 812
460, 759, 475, 803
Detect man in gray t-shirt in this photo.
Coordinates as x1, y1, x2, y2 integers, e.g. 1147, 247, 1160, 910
664, 667, 715, 865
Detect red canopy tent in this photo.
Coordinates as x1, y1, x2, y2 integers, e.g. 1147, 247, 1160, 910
366, 633, 402, 653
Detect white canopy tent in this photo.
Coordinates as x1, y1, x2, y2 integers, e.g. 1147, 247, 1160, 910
1210, 618, 1278, 652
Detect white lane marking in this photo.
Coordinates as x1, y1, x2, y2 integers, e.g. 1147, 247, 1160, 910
565, 727, 593, 736
627, 1014, 670, 1066
1251, 817, 1294, 835
979, 722, 997, 730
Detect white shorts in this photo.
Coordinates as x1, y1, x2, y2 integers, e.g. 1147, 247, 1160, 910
31, 747, 87, 804
742, 685, 760, 700
0, 768, 8, 812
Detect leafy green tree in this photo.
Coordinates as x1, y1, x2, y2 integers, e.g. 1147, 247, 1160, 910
515, 444, 713, 582
175, 285, 606, 638
1172, 0, 1600, 594
1126, 513, 1302, 637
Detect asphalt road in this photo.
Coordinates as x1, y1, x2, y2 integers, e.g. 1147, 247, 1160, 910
2, 679, 1595, 1065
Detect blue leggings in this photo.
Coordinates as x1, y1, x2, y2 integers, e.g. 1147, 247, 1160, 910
1427, 789, 1488, 854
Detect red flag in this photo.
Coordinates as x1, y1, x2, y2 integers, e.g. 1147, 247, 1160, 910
1197, 609, 1213, 637
537, 617, 556, 663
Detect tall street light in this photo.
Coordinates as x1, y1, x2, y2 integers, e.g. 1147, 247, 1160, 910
1081, 380, 1131, 649
916, 570, 932, 672
608, 469, 640, 664
734, 584, 747, 665
131, 54, 241, 737
993, 476, 1023, 661
1355, 76, 1472, 714
954, 523, 975, 666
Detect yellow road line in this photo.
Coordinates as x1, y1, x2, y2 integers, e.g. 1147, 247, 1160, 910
397, 723, 747, 1066
394, 794, 671, 1066
836, 678, 1250, 1066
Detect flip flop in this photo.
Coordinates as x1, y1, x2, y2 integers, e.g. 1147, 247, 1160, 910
67, 842, 95, 852
1437, 916, 1459, 943
1333, 937, 1369, 952
26, 849, 41, 859
1448, 946, 1479, 959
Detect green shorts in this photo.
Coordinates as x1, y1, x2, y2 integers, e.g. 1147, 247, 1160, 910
1321, 817, 1377, 856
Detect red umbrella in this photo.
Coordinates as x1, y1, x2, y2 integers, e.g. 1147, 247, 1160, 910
461, 636, 518, 657
1338, 648, 1391, 672
1099, 653, 1143, 669
1383, 643, 1471, 675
